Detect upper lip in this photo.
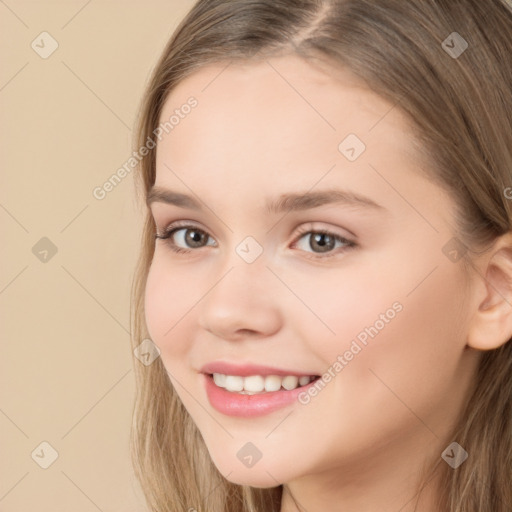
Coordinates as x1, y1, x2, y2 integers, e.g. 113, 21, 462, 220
200, 361, 319, 377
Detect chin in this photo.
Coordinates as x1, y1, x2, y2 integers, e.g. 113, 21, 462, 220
207, 452, 287, 487
223, 471, 283, 489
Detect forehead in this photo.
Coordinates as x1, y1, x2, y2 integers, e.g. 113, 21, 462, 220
157, 54, 416, 152
153, 55, 423, 206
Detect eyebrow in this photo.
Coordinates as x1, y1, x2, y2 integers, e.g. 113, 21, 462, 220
146, 185, 385, 215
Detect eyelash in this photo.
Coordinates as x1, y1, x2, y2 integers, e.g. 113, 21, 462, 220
154, 221, 357, 260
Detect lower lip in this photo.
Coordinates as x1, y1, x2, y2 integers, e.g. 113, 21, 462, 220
203, 374, 319, 417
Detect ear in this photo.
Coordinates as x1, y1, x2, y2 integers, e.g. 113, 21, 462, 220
467, 233, 512, 351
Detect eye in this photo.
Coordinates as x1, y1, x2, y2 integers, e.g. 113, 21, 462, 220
154, 221, 356, 259
291, 226, 356, 258
155, 223, 216, 253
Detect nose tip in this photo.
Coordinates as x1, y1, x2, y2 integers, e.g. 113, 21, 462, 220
197, 264, 282, 341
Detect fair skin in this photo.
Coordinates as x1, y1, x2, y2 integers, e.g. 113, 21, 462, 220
144, 54, 512, 511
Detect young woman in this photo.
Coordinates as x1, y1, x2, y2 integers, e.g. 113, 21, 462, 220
129, 1, 512, 510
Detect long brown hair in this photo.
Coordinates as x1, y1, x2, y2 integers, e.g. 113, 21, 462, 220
129, 1, 512, 510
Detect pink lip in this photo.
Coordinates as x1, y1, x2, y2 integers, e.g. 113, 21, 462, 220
203, 374, 320, 417
199, 361, 318, 377
200, 362, 321, 417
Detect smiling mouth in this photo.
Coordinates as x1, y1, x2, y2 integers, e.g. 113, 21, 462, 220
208, 373, 321, 394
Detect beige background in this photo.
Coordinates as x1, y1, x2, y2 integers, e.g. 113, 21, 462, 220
0, 1, 195, 510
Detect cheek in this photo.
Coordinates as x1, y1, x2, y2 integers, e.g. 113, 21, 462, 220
279, 263, 398, 363
296, 246, 468, 401
144, 257, 200, 361
337, 263, 468, 425
288, 266, 470, 469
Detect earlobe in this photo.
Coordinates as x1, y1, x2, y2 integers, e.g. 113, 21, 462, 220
467, 234, 512, 351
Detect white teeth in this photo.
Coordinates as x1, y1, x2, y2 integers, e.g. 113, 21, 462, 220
213, 373, 226, 387
243, 375, 265, 392
299, 375, 311, 386
264, 375, 282, 392
212, 373, 315, 393
224, 375, 244, 392
281, 375, 299, 390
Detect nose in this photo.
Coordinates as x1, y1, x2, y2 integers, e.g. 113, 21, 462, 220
198, 259, 283, 341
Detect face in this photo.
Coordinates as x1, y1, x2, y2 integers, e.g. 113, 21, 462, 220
144, 54, 481, 488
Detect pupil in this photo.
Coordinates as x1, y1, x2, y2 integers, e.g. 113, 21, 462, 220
312, 233, 334, 252
186, 230, 205, 247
